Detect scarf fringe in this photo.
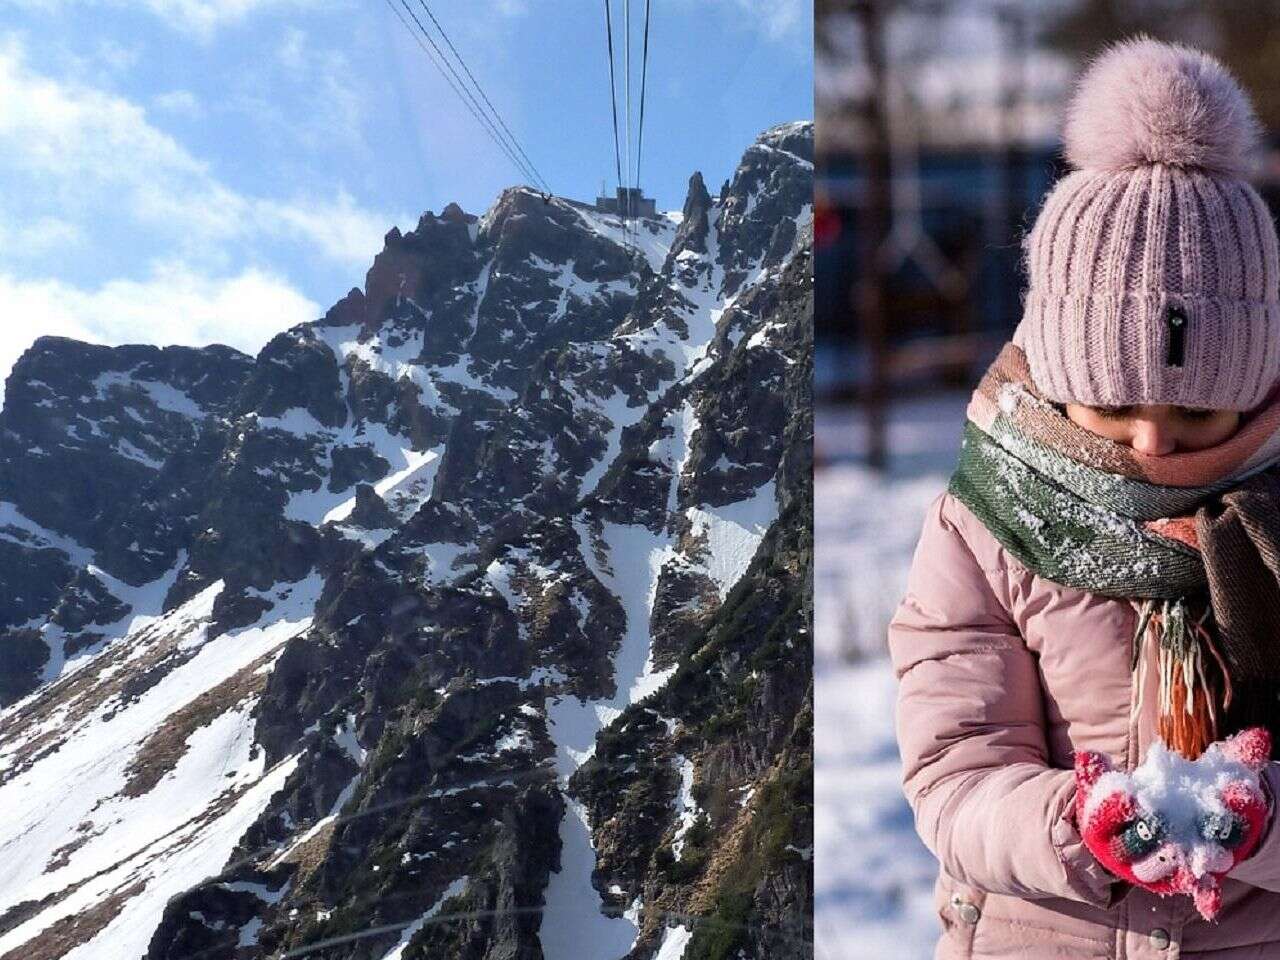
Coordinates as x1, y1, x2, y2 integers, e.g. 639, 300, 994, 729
1132, 598, 1229, 760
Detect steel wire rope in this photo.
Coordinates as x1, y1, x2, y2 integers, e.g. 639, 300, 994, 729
398, 0, 539, 187
167, 901, 808, 960
269, 904, 815, 959
622, 0, 632, 253
144, 761, 813, 960
411, 0, 552, 195
383, 0, 540, 189
603, 0, 627, 256
603, 0, 624, 194
634, 0, 651, 197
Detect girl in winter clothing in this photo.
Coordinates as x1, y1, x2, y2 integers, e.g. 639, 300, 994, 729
888, 35, 1280, 958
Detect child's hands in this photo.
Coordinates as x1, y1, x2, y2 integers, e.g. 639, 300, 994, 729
1073, 726, 1272, 920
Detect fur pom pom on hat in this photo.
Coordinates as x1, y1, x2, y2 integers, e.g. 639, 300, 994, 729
1012, 33, 1280, 412
1063, 34, 1265, 178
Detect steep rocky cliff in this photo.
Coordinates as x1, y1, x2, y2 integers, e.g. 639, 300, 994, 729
0, 121, 813, 960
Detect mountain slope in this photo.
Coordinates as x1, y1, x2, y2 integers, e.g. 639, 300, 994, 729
0, 121, 813, 960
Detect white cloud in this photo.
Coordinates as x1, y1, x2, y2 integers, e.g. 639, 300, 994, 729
6, 0, 329, 38
278, 25, 306, 70
0, 37, 398, 268
92, 37, 139, 72
0, 38, 203, 182
742, 0, 806, 41
238, 35, 368, 151
0, 262, 319, 394
0, 216, 83, 258
142, 0, 326, 36
152, 88, 203, 118
668, 0, 809, 44
256, 191, 398, 267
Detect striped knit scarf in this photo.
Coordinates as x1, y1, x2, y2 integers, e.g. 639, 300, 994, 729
949, 342, 1280, 759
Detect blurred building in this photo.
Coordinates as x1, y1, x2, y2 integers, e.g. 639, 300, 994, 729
817, 144, 1067, 400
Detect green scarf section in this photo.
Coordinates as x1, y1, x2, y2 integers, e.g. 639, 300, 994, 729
948, 419, 1208, 600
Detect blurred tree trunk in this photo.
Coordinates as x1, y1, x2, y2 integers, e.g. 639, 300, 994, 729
852, 0, 893, 471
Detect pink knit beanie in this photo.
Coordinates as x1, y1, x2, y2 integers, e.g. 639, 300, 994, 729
1013, 33, 1280, 411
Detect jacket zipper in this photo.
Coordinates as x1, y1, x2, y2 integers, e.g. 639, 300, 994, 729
1126, 600, 1142, 773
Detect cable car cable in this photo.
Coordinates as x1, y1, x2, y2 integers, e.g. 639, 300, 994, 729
603, 0, 627, 255
403, 0, 542, 189
635, 0, 651, 198
623, 0, 632, 253
386, 0, 541, 190
603, 1, 623, 197
412, 0, 552, 195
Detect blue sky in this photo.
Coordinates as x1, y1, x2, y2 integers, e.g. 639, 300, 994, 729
0, 0, 811, 386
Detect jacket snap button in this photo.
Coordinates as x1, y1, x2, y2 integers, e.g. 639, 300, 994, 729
1149, 927, 1170, 949
957, 901, 981, 925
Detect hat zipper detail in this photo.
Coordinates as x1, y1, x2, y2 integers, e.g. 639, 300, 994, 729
1167, 305, 1187, 367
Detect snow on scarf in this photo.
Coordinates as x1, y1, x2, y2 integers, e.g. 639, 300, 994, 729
949, 342, 1280, 758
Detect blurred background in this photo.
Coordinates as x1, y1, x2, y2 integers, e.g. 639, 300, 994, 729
812, 3, 1280, 956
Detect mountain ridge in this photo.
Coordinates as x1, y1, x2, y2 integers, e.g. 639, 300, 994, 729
0, 120, 813, 960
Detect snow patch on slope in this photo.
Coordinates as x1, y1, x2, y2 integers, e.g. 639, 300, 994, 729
93, 371, 208, 419
654, 924, 694, 960
0, 500, 94, 568
277, 417, 444, 529
670, 754, 700, 860
0, 571, 324, 957
686, 479, 777, 599
36, 551, 188, 686
570, 204, 678, 275
378, 875, 470, 960
541, 798, 639, 960
540, 490, 690, 955
59, 750, 301, 960
540, 191, 794, 950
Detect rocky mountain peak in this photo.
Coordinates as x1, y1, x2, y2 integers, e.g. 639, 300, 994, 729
673, 171, 713, 257
0, 123, 813, 960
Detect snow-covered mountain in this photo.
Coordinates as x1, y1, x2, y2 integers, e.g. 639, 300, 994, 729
0, 122, 813, 960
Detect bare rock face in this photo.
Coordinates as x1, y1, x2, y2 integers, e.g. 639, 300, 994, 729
0, 122, 813, 960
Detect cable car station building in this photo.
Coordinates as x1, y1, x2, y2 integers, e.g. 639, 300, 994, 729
594, 185, 657, 219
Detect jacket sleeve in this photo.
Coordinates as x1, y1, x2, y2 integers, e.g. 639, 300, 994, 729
887, 491, 1128, 908
1226, 762, 1280, 890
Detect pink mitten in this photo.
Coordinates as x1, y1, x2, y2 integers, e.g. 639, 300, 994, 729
1074, 726, 1272, 920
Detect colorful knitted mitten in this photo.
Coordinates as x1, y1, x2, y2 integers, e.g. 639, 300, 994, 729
1074, 727, 1272, 921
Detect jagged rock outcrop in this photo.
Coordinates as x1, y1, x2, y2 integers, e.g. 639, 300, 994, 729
0, 121, 813, 960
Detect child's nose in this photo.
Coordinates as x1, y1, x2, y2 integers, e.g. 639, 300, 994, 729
1131, 420, 1177, 455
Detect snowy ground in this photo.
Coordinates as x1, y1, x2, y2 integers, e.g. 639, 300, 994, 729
813, 392, 969, 960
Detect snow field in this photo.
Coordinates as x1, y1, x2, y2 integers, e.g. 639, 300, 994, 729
0, 571, 324, 957
670, 754, 700, 860
377, 875, 470, 960
814, 395, 969, 958
0, 499, 94, 568
33, 550, 187, 686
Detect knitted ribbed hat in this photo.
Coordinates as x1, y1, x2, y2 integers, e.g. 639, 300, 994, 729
1013, 33, 1280, 411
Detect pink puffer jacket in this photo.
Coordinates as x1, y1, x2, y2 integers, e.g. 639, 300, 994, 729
888, 490, 1280, 959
